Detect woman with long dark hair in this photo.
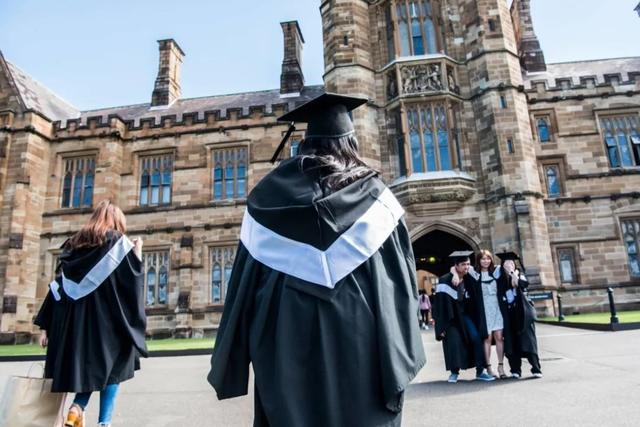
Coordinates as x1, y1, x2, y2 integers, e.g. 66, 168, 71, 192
35, 200, 148, 427
208, 93, 425, 426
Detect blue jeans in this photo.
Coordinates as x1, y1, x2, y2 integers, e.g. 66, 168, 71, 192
462, 315, 487, 375
73, 383, 119, 424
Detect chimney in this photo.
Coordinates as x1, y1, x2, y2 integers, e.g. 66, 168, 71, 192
280, 21, 305, 96
510, 0, 546, 73
151, 39, 185, 107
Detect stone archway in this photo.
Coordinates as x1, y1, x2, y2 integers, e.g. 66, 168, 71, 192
410, 221, 480, 286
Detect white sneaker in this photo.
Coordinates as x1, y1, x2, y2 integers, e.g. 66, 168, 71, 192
512, 372, 521, 379
447, 373, 459, 383
532, 372, 543, 379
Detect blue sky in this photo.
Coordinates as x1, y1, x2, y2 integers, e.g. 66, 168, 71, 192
1, 0, 639, 111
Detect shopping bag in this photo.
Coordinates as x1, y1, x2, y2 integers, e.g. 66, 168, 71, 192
0, 364, 67, 427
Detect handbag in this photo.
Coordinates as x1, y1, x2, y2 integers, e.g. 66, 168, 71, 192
0, 363, 67, 427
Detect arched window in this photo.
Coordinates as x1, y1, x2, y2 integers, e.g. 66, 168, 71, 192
143, 251, 170, 306
225, 162, 234, 198
408, 109, 424, 173
211, 263, 222, 303
72, 166, 84, 208
545, 165, 560, 197
237, 162, 246, 198
83, 170, 94, 208
421, 108, 436, 171
391, 0, 442, 59
139, 154, 173, 207
601, 116, 640, 168
537, 118, 550, 143
158, 265, 168, 305
62, 171, 72, 208
146, 267, 156, 306
211, 147, 249, 200
436, 105, 451, 171
397, 102, 460, 176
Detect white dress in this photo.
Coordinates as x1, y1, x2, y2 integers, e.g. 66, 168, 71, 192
480, 270, 504, 332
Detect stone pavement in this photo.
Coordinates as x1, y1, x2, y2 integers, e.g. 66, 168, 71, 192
1, 323, 638, 426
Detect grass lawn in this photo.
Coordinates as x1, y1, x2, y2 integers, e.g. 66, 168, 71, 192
0, 338, 214, 357
541, 310, 640, 324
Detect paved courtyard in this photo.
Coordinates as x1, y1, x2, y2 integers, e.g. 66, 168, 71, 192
1, 323, 638, 426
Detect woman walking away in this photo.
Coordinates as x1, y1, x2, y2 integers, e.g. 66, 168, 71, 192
35, 200, 148, 427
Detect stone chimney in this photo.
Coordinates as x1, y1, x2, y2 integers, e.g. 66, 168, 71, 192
280, 21, 305, 96
151, 39, 184, 107
510, 0, 546, 73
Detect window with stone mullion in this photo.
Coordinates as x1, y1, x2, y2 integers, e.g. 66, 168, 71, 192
406, 103, 453, 174
210, 246, 236, 304
601, 115, 640, 168
394, 0, 439, 57
139, 154, 172, 207
61, 156, 95, 209
622, 219, 640, 278
212, 147, 248, 200
142, 250, 169, 306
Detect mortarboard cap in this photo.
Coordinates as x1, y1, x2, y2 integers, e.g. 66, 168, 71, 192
496, 251, 520, 262
449, 250, 474, 264
270, 92, 368, 163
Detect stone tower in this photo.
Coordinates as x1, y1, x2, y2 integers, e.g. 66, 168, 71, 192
320, 0, 556, 289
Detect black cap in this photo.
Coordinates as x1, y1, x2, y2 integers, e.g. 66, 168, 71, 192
270, 92, 368, 163
496, 251, 520, 262
449, 250, 474, 264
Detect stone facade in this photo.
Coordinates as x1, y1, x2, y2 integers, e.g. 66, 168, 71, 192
1, 0, 640, 342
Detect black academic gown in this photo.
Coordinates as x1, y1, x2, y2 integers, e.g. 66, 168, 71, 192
432, 273, 474, 372
502, 273, 538, 357
34, 231, 148, 393
465, 267, 509, 340
207, 157, 426, 427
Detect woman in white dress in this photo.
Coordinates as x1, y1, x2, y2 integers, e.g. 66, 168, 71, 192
474, 250, 506, 378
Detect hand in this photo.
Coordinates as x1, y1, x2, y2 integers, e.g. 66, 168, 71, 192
452, 275, 460, 287
132, 238, 143, 260
39, 330, 48, 348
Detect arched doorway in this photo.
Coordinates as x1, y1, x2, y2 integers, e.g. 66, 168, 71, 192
411, 228, 476, 292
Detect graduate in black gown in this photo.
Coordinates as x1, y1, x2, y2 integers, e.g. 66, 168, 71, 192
496, 252, 543, 379
207, 93, 426, 427
432, 251, 495, 383
34, 200, 148, 426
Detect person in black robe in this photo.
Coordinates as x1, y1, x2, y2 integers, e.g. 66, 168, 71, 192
496, 252, 542, 379
34, 200, 148, 427
207, 93, 426, 427
432, 251, 495, 383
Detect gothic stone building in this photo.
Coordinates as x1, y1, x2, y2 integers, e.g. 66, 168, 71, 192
1, 0, 639, 342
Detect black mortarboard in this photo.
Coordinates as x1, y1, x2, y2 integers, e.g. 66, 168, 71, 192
270, 92, 368, 163
496, 251, 526, 272
496, 251, 520, 262
449, 250, 474, 264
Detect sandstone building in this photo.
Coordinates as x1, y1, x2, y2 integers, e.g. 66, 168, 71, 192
1, 0, 639, 342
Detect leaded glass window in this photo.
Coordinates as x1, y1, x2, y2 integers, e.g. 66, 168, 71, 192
212, 147, 248, 200
142, 250, 170, 306
404, 103, 457, 174
61, 156, 95, 208
210, 246, 236, 303
139, 154, 172, 206
557, 248, 577, 284
537, 117, 551, 143
545, 165, 561, 197
390, 0, 442, 58
600, 115, 640, 168
622, 219, 640, 278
